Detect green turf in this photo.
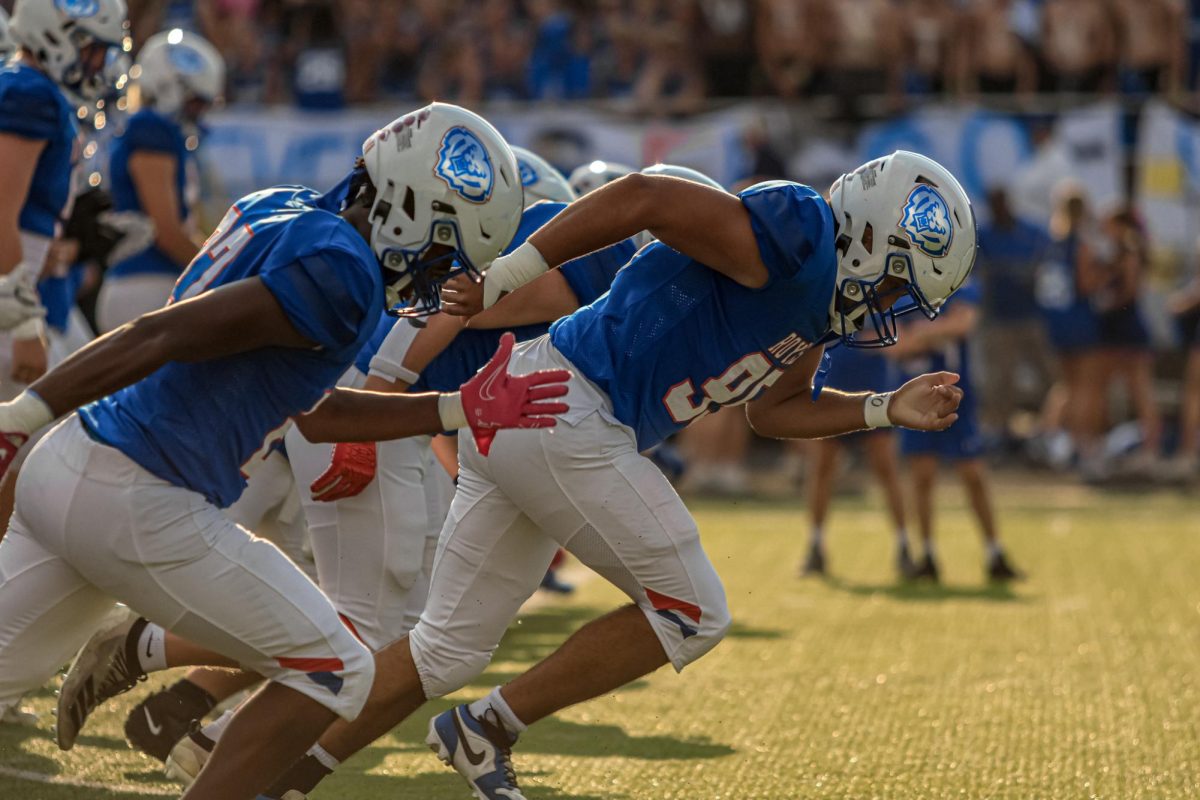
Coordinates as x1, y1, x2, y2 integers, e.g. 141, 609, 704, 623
3, 479, 1200, 799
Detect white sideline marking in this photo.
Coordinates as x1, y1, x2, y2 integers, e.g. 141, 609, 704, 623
0, 765, 177, 796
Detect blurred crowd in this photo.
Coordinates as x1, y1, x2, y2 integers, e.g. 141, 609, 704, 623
73, 0, 1200, 113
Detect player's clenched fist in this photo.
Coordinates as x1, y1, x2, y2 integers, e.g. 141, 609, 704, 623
887, 371, 963, 432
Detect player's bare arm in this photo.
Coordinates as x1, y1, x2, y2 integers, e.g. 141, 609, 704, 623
747, 346, 963, 439
445, 268, 581, 325
127, 151, 203, 266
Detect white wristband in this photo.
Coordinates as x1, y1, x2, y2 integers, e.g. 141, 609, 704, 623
437, 392, 468, 430
483, 242, 550, 309
2, 390, 54, 434
864, 392, 894, 429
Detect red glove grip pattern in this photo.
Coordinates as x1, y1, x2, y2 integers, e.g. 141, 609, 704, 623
459, 332, 570, 456
310, 441, 378, 502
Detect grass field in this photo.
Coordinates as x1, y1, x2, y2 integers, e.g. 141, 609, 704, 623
3, 477, 1200, 799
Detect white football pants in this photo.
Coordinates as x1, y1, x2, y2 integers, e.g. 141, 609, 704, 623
409, 335, 731, 699
0, 416, 374, 720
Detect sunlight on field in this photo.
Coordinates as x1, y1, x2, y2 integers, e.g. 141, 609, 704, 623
3, 481, 1199, 799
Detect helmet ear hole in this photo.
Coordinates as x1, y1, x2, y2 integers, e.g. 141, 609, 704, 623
861, 222, 873, 254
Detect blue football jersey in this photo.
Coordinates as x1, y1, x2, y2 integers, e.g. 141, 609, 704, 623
356, 200, 637, 393
108, 109, 192, 278
551, 181, 837, 450
80, 186, 383, 507
0, 63, 79, 237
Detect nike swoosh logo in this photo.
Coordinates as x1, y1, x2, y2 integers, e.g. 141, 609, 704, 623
451, 709, 487, 766
145, 631, 154, 660
144, 708, 163, 737
478, 360, 504, 405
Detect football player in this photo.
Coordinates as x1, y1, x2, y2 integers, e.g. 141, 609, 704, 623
0, 103, 569, 800
0, 0, 128, 385
96, 28, 224, 332
190, 151, 978, 800
888, 278, 1023, 582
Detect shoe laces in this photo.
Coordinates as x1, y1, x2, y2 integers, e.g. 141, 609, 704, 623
97, 642, 147, 704
478, 708, 519, 788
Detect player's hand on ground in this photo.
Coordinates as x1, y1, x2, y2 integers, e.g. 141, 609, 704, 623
11, 335, 48, 385
459, 332, 569, 455
440, 274, 485, 317
889, 371, 962, 431
310, 441, 377, 502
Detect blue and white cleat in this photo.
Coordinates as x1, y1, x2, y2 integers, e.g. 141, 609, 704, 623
426, 704, 525, 800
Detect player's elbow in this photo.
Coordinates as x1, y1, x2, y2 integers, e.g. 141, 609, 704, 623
745, 400, 786, 439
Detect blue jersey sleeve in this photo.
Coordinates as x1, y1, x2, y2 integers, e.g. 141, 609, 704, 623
261, 248, 379, 351
739, 181, 835, 285
122, 112, 183, 155
0, 76, 63, 141
559, 238, 635, 307
503, 201, 566, 256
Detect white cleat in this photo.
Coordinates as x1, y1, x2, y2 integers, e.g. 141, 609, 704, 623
426, 704, 526, 800
0, 704, 39, 728
56, 605, 147, 751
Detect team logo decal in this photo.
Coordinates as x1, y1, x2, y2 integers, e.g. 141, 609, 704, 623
435, 126, 493, 203
55, 0, 100, 17
168, 45, 206, 74
517, 157, 538, 187
899, 184, 953, 258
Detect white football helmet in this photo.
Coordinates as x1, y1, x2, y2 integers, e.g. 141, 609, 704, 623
11, 0, 129, 100
827, 150, 976, 347
512, 146, 575, 207
0, 9, 16, 61
634, 163, 726, 249
568, 159, 634, 196
360, 102, 523, 314
134, 29, 224, 120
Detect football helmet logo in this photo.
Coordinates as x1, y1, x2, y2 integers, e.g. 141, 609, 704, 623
517, 156, 538, 187
55, 0, 100, 17
435, 126, 494, 203
167, 43, 205, 73
899, 185, 952, 258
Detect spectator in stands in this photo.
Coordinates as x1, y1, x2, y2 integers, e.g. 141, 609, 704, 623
482, 0, 533, 100
1095, 208, 1162, 474
196, 0, 261, 99
818, 0, 905, 116
526, 0, 592, 100
977, 187, 1056, 441
1112, 0, 1186, 96
899, 0, 958, 96
1041, 0, 1116, 93
1035, 184, 1106, 476
339, 0, 387, 104
281, 0, 347, 109
755, 0, 822, 99
631, 0, 706, 115
956, 0, 1038, 95
695, 0, 753, 99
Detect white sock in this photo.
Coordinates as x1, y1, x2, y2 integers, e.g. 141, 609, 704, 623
923, 540, 936, 559
469, 687, 527, 735
201, 709, 235, 742
809, 526, 824, 548
307, 743, 340, 771
896, 529, 909, 551
136, 622, 169, 673
986, 540, 1003, 559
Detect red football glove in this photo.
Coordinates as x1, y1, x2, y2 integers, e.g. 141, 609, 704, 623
0, 432, 28, 479
310, 441, 378, 502
459, 332, 570, 456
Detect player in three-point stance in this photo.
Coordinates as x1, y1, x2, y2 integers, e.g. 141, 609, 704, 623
0, 103, 570, 800
179, 150, 978, 800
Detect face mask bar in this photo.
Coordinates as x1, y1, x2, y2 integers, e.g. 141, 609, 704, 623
64, 28, 130, 101
381, 217, 481, 318
836, 252, 940, 349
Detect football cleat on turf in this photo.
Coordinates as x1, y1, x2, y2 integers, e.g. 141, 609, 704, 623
164, 726, 214, 785
912, 552, 941, 582
427, 704, 525, 800
0, 704, 39, 728
801, 543, 826, 576
57, 606, 148, 751
125, 688, 205, 762
896, 544, 918, 580
987, 551, 1025, 582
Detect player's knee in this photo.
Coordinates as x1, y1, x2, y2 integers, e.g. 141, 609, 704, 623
408, 623, 493, 699
333, 636, 376, 720
644, 588, 732, 671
